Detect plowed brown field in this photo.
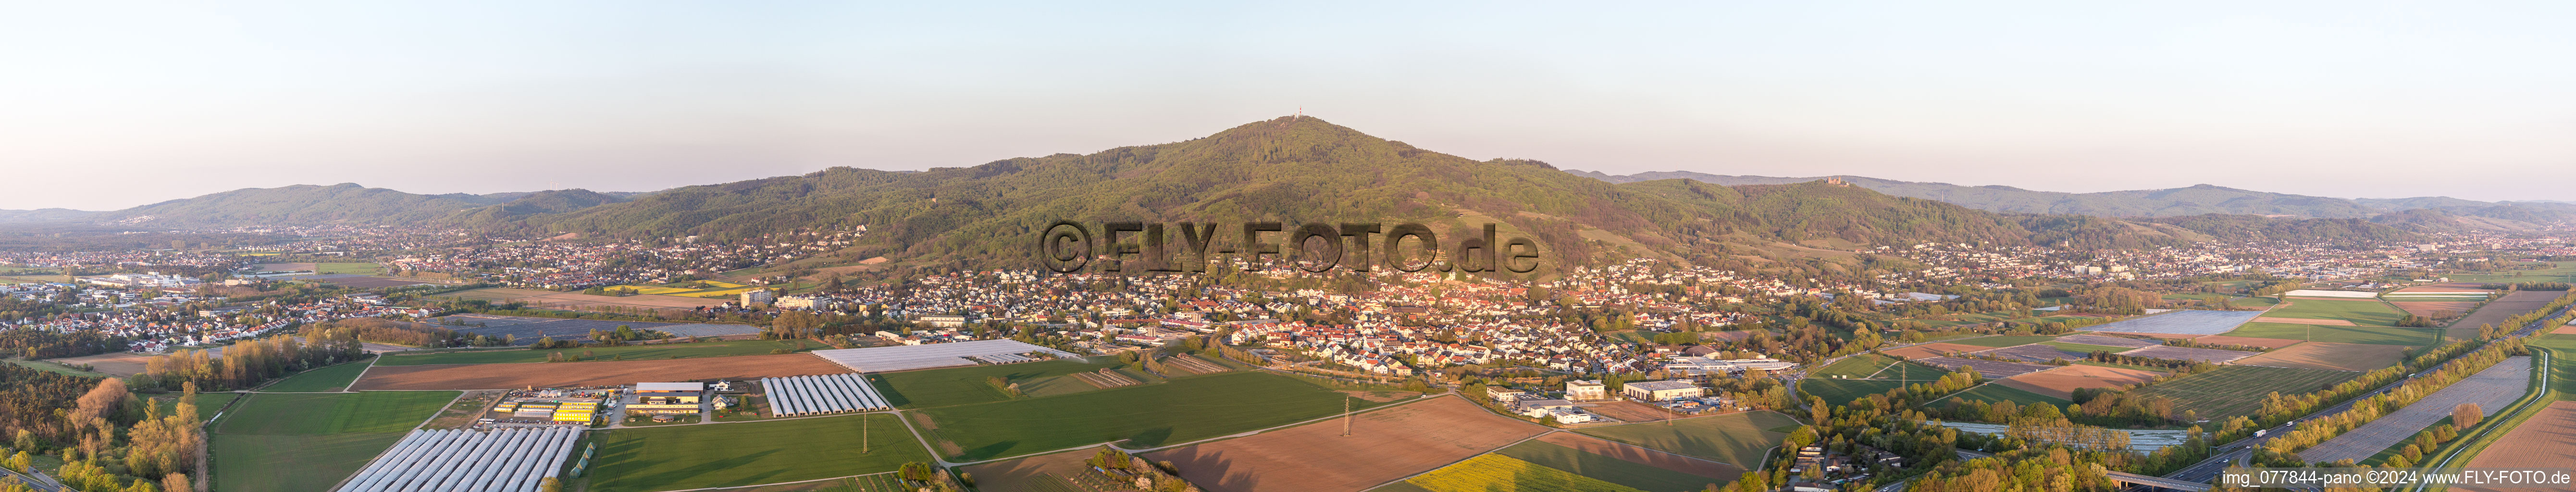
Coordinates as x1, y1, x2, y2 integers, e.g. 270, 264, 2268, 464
1998, 365, 2161, 399
1144, 396, 1546, 492
1586, 401, 1688, 423
2390, 301, 2479, 319
349, 354, 848, 390
1536, 432, 1743, 482
2234, 342, 2406, 371
1882, 343, 1988, 359
2457, 402, 2576, 492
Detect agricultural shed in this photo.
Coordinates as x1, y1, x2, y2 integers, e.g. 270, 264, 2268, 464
334, 427, 583, 492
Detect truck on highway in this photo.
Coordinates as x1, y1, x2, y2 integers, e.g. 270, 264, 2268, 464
2254, 429, 2268, 437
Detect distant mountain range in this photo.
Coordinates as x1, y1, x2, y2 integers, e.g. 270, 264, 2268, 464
0, 118, 2557, 271
1565, 170, 2576, 226
0, 184, 652, 228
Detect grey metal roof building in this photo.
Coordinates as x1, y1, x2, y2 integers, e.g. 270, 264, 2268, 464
334, 427, 583, 492
761, 373, 892, 417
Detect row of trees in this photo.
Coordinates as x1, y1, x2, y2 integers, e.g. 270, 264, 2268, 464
135, 333, 367, 391
2261, 337, 2526, 460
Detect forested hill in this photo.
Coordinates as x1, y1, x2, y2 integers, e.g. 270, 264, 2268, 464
517, 117, 2057, 271
1568, 170, 2575, 225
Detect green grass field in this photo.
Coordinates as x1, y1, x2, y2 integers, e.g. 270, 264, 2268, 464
260, 360, 373, 392
587, 413, 931, 492
1942, 383, 2072, 407
1810, 354, 1897, 378
872, 357, 1121, 408
917, 371, 1386, 461
2128, 365, 2360, 419
1800, 379, 1905, 406
1871, 360, 1950, 381
2265, 298, 2409, 326
2447, 263, 2576, 283
1947, 335, 2063, 347
373, 340, 804, 366
217, 391, 457, 434
2232, 296, 2282, 308
1403, 454, 1645, 492
1495, 440, 1732, 492
2222, 322, 2442, 346
1572, 411, 1798, 466
211, 391, 456, 492
213, 433, 410, 492
316, 262, 381, 274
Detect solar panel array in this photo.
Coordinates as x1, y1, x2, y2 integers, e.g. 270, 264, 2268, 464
806, 339, 1082, 373
335, 427, 582, 492
761, 373, 892, 417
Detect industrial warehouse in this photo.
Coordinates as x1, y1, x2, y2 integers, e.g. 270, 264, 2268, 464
333, 427, 585, 492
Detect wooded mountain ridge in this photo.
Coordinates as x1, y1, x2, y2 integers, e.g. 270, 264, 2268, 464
0, 118, 2547, 271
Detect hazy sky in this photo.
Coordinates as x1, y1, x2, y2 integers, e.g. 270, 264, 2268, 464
5, 1, 2572, 210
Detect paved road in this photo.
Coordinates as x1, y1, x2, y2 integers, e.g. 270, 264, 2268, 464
2162, 305, 2571, 486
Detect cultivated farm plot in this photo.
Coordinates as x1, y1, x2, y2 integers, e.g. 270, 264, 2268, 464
1145, 396, 1547, 492
41, 351, 153, 376
1809, 354, 1897, 378
2262, 298, 2409, 326
2388, 300, 2481, 319
1945, 335, 2064, 347
2232, 342, 2408, 371
1497, 437, 1735, 492
1880, 343, 1990, 359
1943, 383, 2072, 407
260, 360, 374, 392
1068, 369, 1140, 389
2300, 357, 2530, 464
2461, 401, 2576, 492
870, 357, 1120, 408
2222, 323, 2443, 346
1164, 355, 1231, 375
374, 340, 810, 366
2114, 345, 2262, 364
315, 275, 433, 288
1572, 411, 1797, 466
2077, 310, 2263, 335
955, 449, 1115, 492
2448, 290, 2566, 333
918, 372, 1388, 462
587, 413, 932, 492
1800, 379, 1906, 406
1399, 454, 1644, 492
1586, 401, 1701, 423
2190, 335, 2306, 349
1972, 344, 2089, 363
2129, 365, 2360, 418
2053, 334, 2162, 348
352, 354, 849, 390
1998, 365, 2161, 400
1912, 357, 2056, 378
